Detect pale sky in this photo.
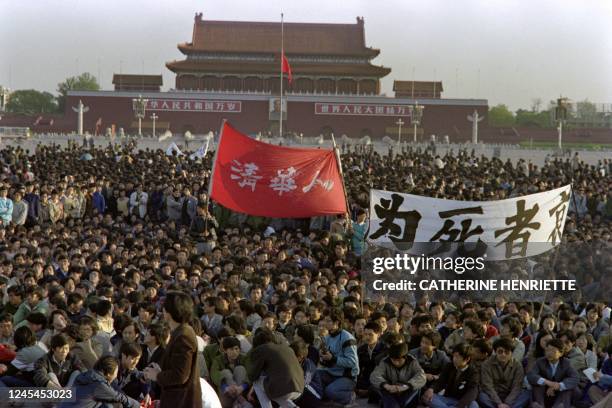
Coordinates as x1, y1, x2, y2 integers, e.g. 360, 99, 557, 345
1, 0, 611, 111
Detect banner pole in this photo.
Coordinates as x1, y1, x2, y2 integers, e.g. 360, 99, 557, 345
205, 119, 227, 232
331, 133, 351, 219
279, 13, 284, 138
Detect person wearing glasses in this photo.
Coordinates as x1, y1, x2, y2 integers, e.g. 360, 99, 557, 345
479, 337, 530, 408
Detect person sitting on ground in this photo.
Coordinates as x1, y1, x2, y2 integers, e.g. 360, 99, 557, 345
527, 338, 579, 408
33, 333, 85, 388
115, 342, 149, 402
59, 355, 140, 408
210, 336, 251, 407
137, 322, 168, 371
290, 339, 323, 408
587, 344, 612, 405
409, 330, 449, 389
356, 321, 386, 399
0, 325, 47, 387
422, 343, 479, 408
317, 308, 359, 406
478, 337, 530, 408
370, 342, 426, 408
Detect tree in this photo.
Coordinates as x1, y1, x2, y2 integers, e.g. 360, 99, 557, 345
5, 89, 58, 114
57, 72, 100, 112
488, 104, 515, 127
515, 109, 552, 128
575, 100, 597, 118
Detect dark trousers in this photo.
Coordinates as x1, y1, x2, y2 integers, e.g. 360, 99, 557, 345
380, 389, 419, 408
532, 385, 572, 408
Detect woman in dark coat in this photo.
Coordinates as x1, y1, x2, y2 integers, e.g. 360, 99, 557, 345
144, 290, 202, 408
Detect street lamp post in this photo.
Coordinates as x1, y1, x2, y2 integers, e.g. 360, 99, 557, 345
555, 97, 569, 150
150, 113, 158, 139
132, 95, 148, 137
395, 118, 404, 148
408, 101, 424, 143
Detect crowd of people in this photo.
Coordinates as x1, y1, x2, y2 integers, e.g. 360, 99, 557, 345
0, 141, 610, 408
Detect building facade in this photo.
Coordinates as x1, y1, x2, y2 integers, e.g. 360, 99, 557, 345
166, 14, 390, 96
1, 14, 495, 141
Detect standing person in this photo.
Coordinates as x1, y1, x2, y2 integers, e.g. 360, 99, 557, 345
143, 290, 202, 408
92, 184, 106, 215
0, 186, 12, 227
11, 190, 28, 225
165, 188, 183, 222
23, 183, 40, 226
129, 184, 148, 219
348, 208, 368, 256
180, 187, 198, 226
49, 190, 64, 223
63, 186, 80, 220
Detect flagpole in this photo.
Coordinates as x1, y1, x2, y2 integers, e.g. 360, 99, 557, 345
207, 120, 227, 205
279, 12, 284, 138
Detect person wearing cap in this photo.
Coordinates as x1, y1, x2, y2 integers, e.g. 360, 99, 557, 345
370, 342, 426, 408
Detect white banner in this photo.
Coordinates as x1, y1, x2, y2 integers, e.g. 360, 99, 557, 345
189, 139, 210, 161
369, 185, 572, 260
165, 142, 184, 156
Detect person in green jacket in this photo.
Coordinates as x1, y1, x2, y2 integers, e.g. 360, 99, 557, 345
13, 287, 48, 327
210, 336, 252, 407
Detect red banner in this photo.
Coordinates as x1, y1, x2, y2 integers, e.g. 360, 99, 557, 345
210, 123, 347, 218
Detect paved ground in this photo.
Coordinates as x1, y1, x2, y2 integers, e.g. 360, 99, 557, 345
2, 134, 611, 167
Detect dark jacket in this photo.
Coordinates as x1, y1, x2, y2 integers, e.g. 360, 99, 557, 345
92, 192, 106, 214
115, 367, 149, 401
431, 362, 479, 408
357, 341, 386, 389
247, 342, 305, 399
526, 357, 580, 390
480, 355, 525, 406
137, 345, 165, 371
155, 324, 202, 408
33, 351, 85, 387
409, 347, 450, 376
24, 193, 40, 221
58, 369, 139, 408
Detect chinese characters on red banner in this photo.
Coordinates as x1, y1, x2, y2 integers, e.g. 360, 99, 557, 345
314, 103, 413, 116
210, 122, 347, 218
144, 99, 242, 112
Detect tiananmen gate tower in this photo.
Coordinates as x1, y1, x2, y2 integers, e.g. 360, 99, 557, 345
4, 13, 494, 141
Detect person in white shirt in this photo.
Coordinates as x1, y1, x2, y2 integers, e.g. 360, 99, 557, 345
129, 185, 148, 218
